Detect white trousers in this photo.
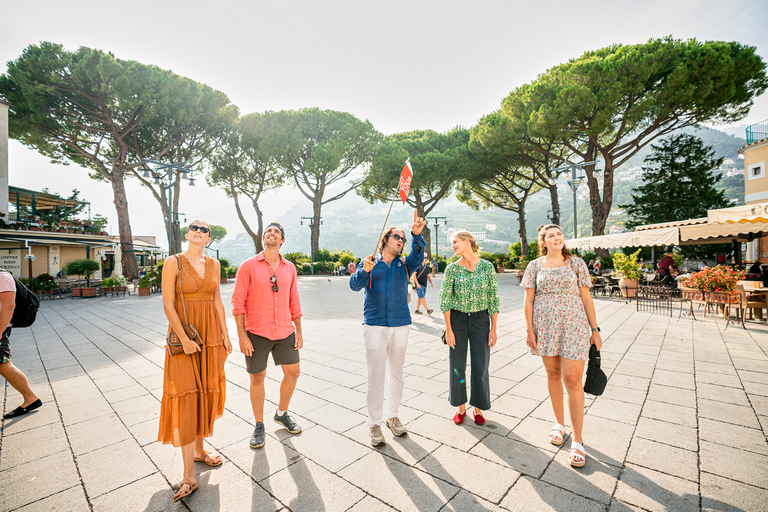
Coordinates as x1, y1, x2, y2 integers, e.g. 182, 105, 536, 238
362, 325, 409, 426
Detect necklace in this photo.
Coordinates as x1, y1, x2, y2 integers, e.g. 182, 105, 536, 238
545, 257, 567, 268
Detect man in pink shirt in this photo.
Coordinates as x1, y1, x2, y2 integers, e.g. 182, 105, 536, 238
232, 223, 303, 450
0, 272, 42, 418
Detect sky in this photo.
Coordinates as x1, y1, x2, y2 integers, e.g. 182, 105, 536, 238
2, 0, 767, 250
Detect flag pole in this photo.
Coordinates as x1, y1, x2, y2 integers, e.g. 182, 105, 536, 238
371, 157, 409, 259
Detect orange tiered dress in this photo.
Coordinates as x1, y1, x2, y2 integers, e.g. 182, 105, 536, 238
158, 255, 227, 447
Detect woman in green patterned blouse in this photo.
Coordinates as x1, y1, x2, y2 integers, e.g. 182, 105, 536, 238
439, 231, 500, 426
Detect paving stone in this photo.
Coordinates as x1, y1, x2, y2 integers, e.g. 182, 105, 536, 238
207, 409, 261, 450
13, 485, 89, 512
614, 463, 699, 512
343, 423, 439, 465
586, 397, 642, 425
698, 417, 768, 455
500, 475, 605, 512
127, 417, 162, 447
645, 383, 696, 408
634, 416, 698, 452
541, 446, 621, 504
416, 444, 517, 503
300, 401, 367, 432
625, 437, 698, 482
598, 384, 647, 405
696, 370, 743, 388
66, 413, 131, 456
262, 458, 364, 512
490, 393, 540, 419
441, 489, 509, 512
0, 421, 70, 470
345, 495, 398, 512
278, 424, 369, 473
338, 452, 460, 512
698, 397, 761, 429
507, 415, 562, 453
507, 374, 549, 401
219, 433, 303, 482
182, 462, 283, 512
749, 393, 768, 416
468, 432, 554, 478
90, 471, 174, 512
108, 393, 160, 427
696, 382, 752, 406
0, 451, 81, 511
406, 412, 489, 451
76, 438, 157, 498
641, 399, 697, 427
700, 440, 768, 487
700, 471, 768, 512
572, 416, 633, 470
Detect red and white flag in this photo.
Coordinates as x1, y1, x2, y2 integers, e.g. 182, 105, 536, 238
398, 160, 412, 204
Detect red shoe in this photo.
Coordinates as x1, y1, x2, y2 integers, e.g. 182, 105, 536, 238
453, 411, 466, 425
473, 410, 485, 425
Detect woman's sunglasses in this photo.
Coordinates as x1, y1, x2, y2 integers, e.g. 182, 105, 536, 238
389, 234, 406, 243
189, 225, 210, 234
270, 275, 278, 292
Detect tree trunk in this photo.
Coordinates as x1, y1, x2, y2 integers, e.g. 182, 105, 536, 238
548, 184, 561, 226
253, 202, 264, 253
586, 148, 613, 256
111, 173, 139, 279
171, 175, 182, 255
311, 200, 322, 255
229, 173, 263, 254
518, 208, 528, 256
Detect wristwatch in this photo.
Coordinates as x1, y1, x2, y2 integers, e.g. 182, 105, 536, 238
591, 327, 601, 332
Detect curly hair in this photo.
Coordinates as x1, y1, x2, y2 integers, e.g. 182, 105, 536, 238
537, 224, 572, 259
378, 227, 406, 255
452, 231, 480, 253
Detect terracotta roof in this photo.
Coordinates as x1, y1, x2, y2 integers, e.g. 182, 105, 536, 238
738, 137, 768, 153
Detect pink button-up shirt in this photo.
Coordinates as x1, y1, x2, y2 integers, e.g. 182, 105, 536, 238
231, 253, 302, 340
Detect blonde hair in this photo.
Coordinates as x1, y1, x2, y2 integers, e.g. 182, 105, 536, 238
452, 231, 480, 253
537, 224, 572, 258
378, 226, 406, 255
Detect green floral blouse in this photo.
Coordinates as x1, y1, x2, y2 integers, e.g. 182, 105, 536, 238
438, 259, 500, 315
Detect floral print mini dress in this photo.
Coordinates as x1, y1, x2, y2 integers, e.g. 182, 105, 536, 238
521, 256, 592, 361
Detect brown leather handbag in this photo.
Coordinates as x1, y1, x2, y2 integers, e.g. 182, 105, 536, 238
166, 254, 202, 356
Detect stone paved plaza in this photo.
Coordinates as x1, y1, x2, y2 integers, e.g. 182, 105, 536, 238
1, 273, 767, 511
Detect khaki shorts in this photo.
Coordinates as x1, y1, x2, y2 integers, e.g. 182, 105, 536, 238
245, 332, 299, 374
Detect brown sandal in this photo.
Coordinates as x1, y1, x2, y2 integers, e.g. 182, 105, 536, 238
194, 451, 222, 467
173, 479, 198, 502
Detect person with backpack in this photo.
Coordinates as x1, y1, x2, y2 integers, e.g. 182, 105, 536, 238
1, 271, 42, 418
412, 254, 434, 315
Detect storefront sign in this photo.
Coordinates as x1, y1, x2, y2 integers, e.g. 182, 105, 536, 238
0, 249, 21, 276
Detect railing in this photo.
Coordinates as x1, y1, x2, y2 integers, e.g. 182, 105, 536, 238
637, 284, 675, 317
746, 119, 768, 144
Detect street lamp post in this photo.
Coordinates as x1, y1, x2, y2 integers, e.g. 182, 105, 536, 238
300, 216, 322, 275
548, 161, 600, 239
426, 216, 448, 266
140, 160, 196, 254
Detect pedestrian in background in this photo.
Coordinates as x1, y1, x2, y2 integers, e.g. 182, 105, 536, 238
439, 231, 499, 427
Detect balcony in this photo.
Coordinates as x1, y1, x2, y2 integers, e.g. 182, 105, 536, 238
746, 119, 768, 144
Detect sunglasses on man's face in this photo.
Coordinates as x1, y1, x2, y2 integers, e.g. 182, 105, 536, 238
189, 225, 210, 234
270, 275, 278, 292
390, 234, 406, 243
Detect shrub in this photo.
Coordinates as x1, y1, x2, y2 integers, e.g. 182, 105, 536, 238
284, 252, 309, 264
313, 249, 334, 262
600, 255, 614, 270
139, 274, 152, 288
65, 258, 100, 286
580, 251, 597, 264
612, 250, 642, 280
218, 257, 230, 269
33, 273, 57, 290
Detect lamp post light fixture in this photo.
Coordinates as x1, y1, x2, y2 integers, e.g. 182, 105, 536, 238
426, 216, 448, 264
547, 207, 560, 224
548, 161, 601, 239
300, 216, 323, 275
140, 160, 195, 253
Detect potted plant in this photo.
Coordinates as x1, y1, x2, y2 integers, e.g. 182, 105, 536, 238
138, 274, 152, 296
612, 250, 642, 298
100, 277, 115, 292
112, 274, 128, 293
220, 263, 229, 283
683, 265, 745, 304
65, 258, 101, 297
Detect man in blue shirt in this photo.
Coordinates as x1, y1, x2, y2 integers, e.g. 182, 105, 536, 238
350, 210, 426, 446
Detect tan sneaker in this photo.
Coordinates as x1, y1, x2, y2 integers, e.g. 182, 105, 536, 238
386, 417, 407, 436
369, 425, 385, 446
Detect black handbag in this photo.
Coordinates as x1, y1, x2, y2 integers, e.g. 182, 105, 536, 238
583, 344, 607, 396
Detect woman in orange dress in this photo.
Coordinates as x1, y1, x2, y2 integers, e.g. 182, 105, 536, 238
157, 220, 232, 502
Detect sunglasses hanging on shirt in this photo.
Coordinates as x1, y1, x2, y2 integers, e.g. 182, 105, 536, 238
270, 275, 278, 292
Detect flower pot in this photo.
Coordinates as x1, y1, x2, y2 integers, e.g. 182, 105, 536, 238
117, 286, 127, 292
681, 288, 704, 301
138, 287, 151, 296
703, 291, 738, 305
81, 287, 97, 297
619, 278, 638, 298
497, 266, 505, 273
220, 277, 229, 284
516, 270, 525, 283
71, 288, 82, 297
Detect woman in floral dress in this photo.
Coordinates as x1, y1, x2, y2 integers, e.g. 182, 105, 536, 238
521, 225, 601, 467
439, 231, 500, 426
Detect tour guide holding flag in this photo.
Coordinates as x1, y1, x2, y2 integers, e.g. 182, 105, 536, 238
350, 209, 426, 447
